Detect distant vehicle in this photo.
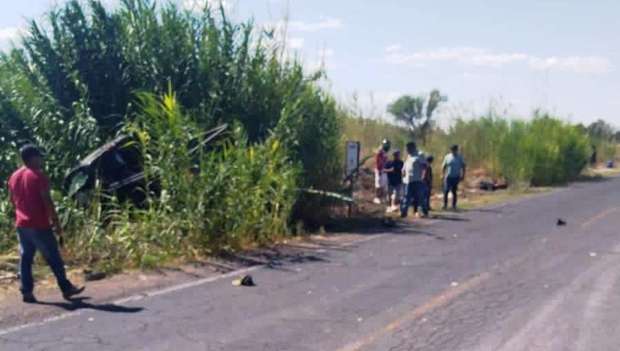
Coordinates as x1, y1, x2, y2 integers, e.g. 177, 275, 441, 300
64, 124, 228, 208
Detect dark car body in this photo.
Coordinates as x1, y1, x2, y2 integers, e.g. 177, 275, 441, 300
64, 124, 228, 207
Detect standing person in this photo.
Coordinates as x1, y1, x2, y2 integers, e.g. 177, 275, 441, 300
442, 144, 466, 210
400, 142, 429, 218
385, 150, 404, 212
373, 139, 391, 204
424, 155, 435, 211
7, 145, 85, 303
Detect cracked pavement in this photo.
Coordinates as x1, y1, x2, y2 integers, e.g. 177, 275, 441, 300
2, 177, 620, 350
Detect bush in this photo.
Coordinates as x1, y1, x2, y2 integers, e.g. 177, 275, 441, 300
443, 114, 590, 186
48, 91, 299, 269
0, 0, 343, 266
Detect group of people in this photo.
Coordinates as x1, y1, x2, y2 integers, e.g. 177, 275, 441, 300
374, 139, 466, 218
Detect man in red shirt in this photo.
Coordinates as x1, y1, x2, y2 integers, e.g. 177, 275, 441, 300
8, 144, 84, 303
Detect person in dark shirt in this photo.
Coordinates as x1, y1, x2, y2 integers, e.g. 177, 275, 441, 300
424, 155, 434, 211
385, 150, 404, 212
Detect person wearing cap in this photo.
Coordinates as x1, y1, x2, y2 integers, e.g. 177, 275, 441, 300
400, 142, 429, 218
384, 149, 404, 212
442, 144, 467, 210
373, 139, 391, 204
7, 144, 85, 303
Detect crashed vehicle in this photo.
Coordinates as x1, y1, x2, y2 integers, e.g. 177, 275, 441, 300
64, 124, 228, 208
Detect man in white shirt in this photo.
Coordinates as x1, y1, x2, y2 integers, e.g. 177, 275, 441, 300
400, 142, 429, 218
442, 144, 467, 210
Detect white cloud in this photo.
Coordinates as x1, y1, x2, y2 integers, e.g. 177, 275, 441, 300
289, 17, 343, 32
287, 37, 304, 49
265, 17, 343, 33
385, 46, 528, 67
0, 27, 22, 41
182, 0, 232, 12
528, 56, 612, 74
321, 48, 335, 58
385, 45, 613, 74
0, 27, 24, 50
385, 44, 402, 53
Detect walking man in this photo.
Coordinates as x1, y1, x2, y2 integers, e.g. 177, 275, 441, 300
442, 144, 466, 210
8, 144, 84, 303
400, 142, 429, 218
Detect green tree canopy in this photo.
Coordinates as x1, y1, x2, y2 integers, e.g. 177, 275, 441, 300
387, 90, 443, 143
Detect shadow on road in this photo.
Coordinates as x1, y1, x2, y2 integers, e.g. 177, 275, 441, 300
408, 229, 446, 240
34, 297, 144, 313
431, 214, 471, 222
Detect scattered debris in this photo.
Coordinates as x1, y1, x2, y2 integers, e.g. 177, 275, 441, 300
479, 180, 508, 192
83, 269, 107, 282
557, 219, 567, 226
232, 275, 255, 287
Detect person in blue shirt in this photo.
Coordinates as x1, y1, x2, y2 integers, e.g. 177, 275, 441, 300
442, 144, 466, 210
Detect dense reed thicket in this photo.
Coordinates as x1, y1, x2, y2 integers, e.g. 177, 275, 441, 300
0, 0, 342, 266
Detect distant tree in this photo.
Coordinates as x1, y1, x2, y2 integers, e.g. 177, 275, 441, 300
387, 90, 444, 144
587, 119, 615, 141
575, 123, 587, 135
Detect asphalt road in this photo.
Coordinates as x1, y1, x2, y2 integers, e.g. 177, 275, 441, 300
2, 176, 620, 350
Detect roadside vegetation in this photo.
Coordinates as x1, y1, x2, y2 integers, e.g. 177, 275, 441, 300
0, 0, 340, 269
0, 0, 617, 273
346, 109, 617, 189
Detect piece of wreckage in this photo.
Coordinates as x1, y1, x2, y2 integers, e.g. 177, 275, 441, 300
64, 124, 228, 208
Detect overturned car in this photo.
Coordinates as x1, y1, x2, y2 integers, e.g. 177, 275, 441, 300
64, 124, 228, 207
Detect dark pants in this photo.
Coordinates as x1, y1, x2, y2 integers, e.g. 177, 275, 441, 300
425, 183, 432, 210
401, 181, 428, 217
444, 177, 461, 209
17, 228, 72, 295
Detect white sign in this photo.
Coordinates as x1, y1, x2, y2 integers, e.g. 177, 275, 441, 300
345, 141, 360, 177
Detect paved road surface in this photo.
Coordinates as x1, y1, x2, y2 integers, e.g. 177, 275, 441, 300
2, 177, 620, 350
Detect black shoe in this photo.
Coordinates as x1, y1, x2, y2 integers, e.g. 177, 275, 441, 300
62, 285, 85, 301
22, 293, 37, 304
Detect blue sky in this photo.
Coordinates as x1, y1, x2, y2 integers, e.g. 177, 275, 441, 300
2, 0, 619, 127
